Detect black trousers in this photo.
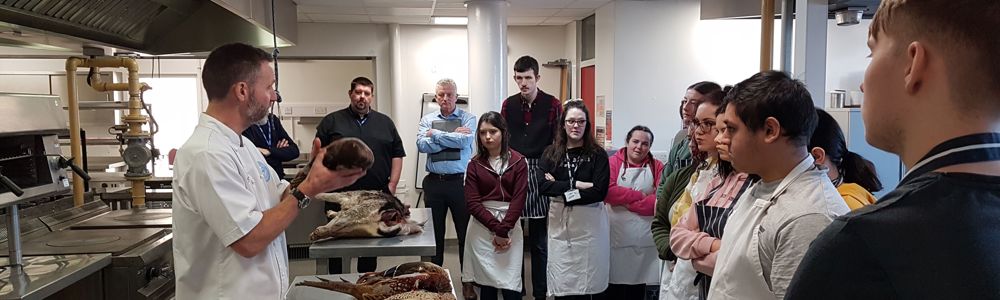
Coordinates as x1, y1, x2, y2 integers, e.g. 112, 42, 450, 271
479, 285, 522, 300
526, 217, 548, 299
423, 175, 470, 268
606, 283, 646, 299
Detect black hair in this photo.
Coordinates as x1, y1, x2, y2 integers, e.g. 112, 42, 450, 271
474, 111, 511, 161
810, 109, 884, 192
712, 85, 737, 177
514, 56, 540, 76
202, 43, 273, 101
349, 76, 375, 92
719, 70, 818, 146
689, 81, 722, 97
543, 100, 602, 164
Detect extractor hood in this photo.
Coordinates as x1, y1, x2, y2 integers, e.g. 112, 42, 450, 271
0, 0, 297, 55
701, 0, 880, 20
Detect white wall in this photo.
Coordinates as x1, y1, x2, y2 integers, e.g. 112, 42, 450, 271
595, 0, 872, 151
825, 19, 871, 94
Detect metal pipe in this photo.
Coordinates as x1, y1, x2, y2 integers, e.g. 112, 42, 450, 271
65, 57, 86, 207
780, 0, 794, 72
761, 0, 776, 71
66, 56, 150, 207
6, 205, 22, 268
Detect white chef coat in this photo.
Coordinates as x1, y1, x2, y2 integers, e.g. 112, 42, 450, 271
708, 156, 848, 300
173, 114, 291, 300
608, 165, 659, 285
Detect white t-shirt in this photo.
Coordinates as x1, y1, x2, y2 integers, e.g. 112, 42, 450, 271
172, 114, 291, 299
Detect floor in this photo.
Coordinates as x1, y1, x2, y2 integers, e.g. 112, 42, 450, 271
289, 241, 549, 299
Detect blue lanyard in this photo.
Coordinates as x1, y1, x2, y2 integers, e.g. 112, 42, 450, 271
256, 118, 274, 146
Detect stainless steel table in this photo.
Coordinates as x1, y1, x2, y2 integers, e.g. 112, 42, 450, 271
309, 208, 436, 274
287, 269, 455, 300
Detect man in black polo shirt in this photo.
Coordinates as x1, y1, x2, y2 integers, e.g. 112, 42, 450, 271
785, 1, 1000, 299
315, 76, 406, 274
501, 55, 561, 299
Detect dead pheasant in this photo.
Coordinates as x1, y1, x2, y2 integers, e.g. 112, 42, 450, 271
309, 190, 424, 241
296, 262, 453, 300
289, 137, 375, 190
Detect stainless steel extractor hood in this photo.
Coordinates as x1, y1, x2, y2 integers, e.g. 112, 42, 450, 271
0, 0, 297, 55
701, 0, 880, 20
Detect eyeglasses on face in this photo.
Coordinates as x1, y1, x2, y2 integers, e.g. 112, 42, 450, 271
565, 119, 587, 126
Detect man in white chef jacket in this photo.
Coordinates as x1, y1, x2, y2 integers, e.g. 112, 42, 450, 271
708, 71, 849, 300
172, 43, 367, 299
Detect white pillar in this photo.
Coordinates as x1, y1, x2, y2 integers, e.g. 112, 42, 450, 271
467, 0, 508, 115
793, 0, 828, 107
389, 24, 404, 123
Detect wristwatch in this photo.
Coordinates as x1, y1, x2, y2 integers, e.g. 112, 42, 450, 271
290, 187, 311, 209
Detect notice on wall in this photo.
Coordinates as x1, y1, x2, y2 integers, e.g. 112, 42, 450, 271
605, 110, 613, 145
596, 126, 606, 147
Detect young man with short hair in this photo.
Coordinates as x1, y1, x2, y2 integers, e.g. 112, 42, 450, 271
707, 71, 849, 300
786, 1, 1000, 298
501, 55, 561, 299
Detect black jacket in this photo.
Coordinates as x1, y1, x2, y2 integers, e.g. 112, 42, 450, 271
242, 114, 299, 179
537, 146, 610, 206
315, 107, 405, 193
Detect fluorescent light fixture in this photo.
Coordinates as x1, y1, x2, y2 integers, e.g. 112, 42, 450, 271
433, 17, 468, 25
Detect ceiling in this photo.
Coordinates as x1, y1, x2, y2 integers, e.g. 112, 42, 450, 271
294, 0, 612, 26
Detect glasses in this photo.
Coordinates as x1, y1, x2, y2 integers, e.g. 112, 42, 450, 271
692, 119, 717, 133
565, 119, 587, 127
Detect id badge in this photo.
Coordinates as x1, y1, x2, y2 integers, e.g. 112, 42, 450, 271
564, 189, 582, 202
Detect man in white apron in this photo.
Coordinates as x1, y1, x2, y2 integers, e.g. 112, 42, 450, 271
708, 71, 849, 300
786, 2, 1000, 298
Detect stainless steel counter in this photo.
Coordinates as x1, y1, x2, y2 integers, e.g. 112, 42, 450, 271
0, 254, 111, 300
310, 208, 435, 274
287, 269, 454, 300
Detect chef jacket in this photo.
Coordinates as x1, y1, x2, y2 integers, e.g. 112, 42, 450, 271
173, 114, 291, 299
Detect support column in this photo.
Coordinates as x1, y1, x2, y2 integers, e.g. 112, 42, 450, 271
467, 0, 508, 114
780, 0, 794, 72
793, 0, 828, 107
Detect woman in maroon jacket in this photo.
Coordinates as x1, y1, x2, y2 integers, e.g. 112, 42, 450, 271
461, 111, 529, 300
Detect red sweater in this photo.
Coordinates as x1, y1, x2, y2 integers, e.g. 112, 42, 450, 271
606, 147, 665, 216
464, 150, 528, 238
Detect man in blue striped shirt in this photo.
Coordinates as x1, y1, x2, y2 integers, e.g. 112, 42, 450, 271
416, 78, 477, 275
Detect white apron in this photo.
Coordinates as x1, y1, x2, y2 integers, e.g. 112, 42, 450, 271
664, 259, 701, 300
608, 166, 659, 285
547, 198, 611, 296
661, 164, 715, 299
462, 201, 524, 291
708, 158, 811, 300
659, 261, 673, 299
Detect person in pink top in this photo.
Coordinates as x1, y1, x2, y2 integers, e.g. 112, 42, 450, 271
670, 87, 758, 300
605, 125, 666, 298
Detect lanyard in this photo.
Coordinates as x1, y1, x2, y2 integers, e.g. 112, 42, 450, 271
900, 133, 1000, 184
256, 117, 274, 146
565, 153, 581, 181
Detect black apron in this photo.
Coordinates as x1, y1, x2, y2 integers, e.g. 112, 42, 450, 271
692, 176, 756, 299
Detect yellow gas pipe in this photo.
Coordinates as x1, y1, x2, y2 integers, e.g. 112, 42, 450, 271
65, 57, 151, 207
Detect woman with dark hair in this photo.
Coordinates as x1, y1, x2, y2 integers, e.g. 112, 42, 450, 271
462, 112, 529, 300
809, 109, 882, 210
670, 87, 759, 299
654, 81, 723, 299
538, 100, 611, 299
605, 125, 666, 298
